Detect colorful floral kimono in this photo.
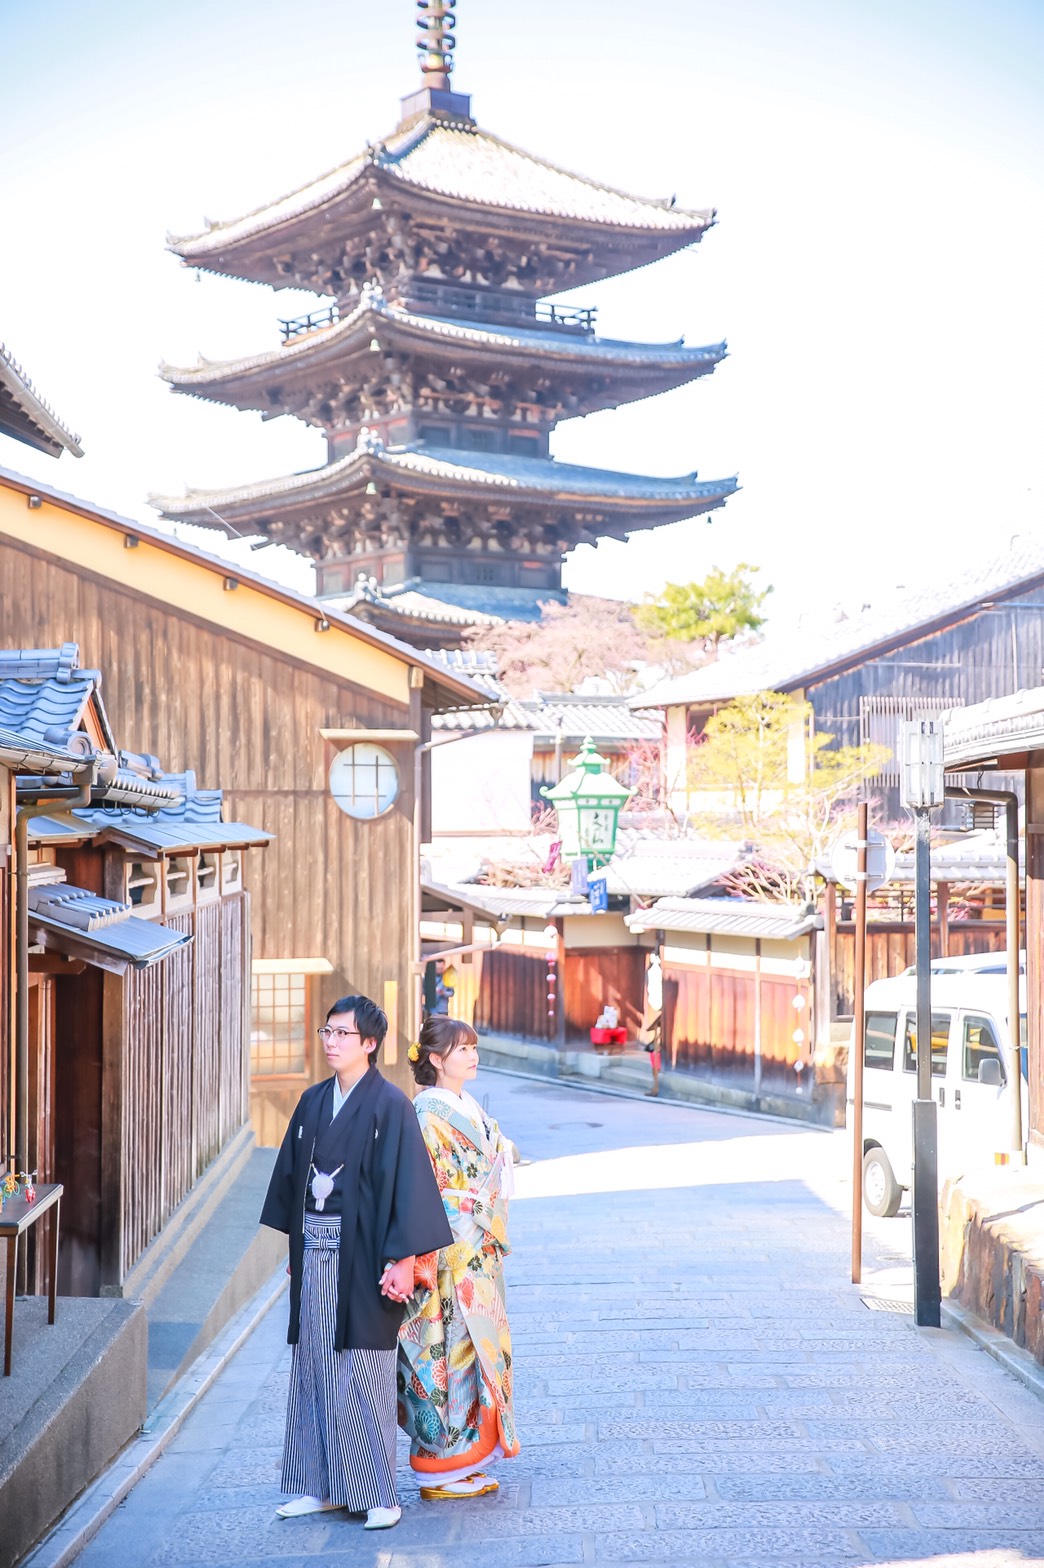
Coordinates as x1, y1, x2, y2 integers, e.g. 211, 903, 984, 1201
397, 1088, 520, 1481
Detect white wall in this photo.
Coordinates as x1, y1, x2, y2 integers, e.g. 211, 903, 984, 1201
430, 729, 535, 835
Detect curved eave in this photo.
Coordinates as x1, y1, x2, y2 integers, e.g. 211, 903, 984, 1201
151, 448, 738, 527
0, 345, 83, 459
161, 303, 726, 408
167, 121, 714, 285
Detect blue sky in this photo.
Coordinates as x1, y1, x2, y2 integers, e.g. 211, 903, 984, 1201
3, 0, 1043, 618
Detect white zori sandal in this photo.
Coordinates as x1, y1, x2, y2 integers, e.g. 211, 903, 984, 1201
276, 1495, 340, 1518
364, 1506, 402, 1529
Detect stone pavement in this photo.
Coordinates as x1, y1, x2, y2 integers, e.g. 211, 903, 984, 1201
69, 1075, 1044, 1568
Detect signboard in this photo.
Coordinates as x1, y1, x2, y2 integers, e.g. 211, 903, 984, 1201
587, 872, 608, 914
830, 827, 895, 894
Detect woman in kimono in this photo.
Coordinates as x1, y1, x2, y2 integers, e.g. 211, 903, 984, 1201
397, 1016, 520, 1499
261, 994, 452, 1530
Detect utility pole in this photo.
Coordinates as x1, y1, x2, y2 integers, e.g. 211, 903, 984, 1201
900, 719, 945, 1328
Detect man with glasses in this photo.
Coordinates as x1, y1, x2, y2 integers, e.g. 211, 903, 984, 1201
261, 994, 451, 1531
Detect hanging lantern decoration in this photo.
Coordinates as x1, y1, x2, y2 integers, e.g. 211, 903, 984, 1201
544, 922, 558, 1019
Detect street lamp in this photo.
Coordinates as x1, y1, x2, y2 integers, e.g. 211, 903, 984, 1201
540, 737, 632, 867
900, 717, 945, 1329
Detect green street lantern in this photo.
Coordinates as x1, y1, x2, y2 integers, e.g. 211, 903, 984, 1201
541, 737, 632, 866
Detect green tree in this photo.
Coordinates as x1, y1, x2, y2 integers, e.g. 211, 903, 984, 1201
636, 564, 771, 651
686, 690, 891, 902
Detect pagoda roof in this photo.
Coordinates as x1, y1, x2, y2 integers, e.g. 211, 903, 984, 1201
150, 440, 738, 528
169, 113, 714, 280
160, 289, 726, 407
0, 341, 82, 459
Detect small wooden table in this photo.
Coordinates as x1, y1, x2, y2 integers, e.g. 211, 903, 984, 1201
0, 1183, 62, 1376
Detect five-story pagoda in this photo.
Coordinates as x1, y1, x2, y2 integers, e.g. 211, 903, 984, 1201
153, 3, 737, 647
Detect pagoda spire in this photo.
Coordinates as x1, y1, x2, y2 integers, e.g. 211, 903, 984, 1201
416, 0, 456, 91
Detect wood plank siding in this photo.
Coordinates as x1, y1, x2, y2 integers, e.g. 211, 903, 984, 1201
663, 961, 811, 1086
806, 592, 1044, 816
0, 534, 426, 1142
831, 920, 1007, 1018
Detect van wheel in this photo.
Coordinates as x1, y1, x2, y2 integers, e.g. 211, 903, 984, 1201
863, 1147, 902, 1218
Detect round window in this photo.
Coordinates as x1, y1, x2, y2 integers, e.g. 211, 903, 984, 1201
329, 743, 400, 820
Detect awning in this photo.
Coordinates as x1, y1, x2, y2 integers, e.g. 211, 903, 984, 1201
28, 883, 192, 975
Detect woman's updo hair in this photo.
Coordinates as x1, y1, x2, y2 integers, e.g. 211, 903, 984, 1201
410, 1015, 479, 1088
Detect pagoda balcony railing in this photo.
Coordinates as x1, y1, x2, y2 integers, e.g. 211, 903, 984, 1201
278, 286, 597, 345
404, 279, 597, 335
280, 304, 339, 343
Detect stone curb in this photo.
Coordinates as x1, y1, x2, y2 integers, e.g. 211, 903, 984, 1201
942, 1297, 1044, 1404
478, 1032, 838, 1127
20, 1267, 288, 1568
480, 1059, 832, 1132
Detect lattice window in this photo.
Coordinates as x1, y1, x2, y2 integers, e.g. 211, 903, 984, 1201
859, 696, 960, 785
251, 972, 310, 1078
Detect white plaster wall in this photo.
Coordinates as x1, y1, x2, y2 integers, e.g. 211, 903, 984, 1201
430, 729, 535, 835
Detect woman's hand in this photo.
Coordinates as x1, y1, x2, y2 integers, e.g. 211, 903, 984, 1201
379, 1256, 416, 1303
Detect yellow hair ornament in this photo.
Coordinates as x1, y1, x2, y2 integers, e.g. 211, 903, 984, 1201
407, 1042, 421, 1063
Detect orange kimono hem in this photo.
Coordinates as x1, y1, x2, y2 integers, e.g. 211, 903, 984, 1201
408, 1389, 521, 1476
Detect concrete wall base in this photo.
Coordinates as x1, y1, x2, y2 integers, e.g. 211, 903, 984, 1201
0, 1296, 146, 1568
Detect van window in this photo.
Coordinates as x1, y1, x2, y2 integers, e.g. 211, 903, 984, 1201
962, 1015, 1005, 1083
864, 1011, 897, 1070
902, 1011, 950, 1076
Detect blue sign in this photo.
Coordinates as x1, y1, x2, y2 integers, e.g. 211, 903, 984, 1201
588, 874, 608, 914
570, 857, 590, 897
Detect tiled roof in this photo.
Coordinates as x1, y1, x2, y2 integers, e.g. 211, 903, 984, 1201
0, 643, 102, 754
637, 540, 1044, 708
170, 117, 714, 260
330, 578, 503, 629
524, 698, 662, 743
626, 896, 818, 941
62, 769, 272, 855
29, 881, 193, 971
423, 878, 576, 921
152, 441, 737, 517
161, 289, 726, 388
0, 342, 82, 459
942, 685, 1044, 769
603, 844, 742, 898
0, 726, 91, 774
426, 835, 744, 910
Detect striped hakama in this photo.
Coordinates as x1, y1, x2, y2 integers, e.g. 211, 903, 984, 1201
280, 1215, 398, 1511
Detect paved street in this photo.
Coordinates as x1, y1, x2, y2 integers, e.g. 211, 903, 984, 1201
73, 1072, 1044, 1568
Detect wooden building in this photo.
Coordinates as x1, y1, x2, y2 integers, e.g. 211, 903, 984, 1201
152, 10, 735, 646
0, 466, 487, 1145
421, 838, 743, 1043
640, 545, 1044, 821
0, 646, 269, 1295
626, 898, 818, 1094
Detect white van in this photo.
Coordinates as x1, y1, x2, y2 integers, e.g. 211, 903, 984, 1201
847, 953, 1028, 1217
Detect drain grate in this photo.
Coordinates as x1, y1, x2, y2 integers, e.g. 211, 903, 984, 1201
861, 1294, 914, 1313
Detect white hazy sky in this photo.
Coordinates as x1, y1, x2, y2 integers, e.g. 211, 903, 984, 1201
2, 0, 1042, 623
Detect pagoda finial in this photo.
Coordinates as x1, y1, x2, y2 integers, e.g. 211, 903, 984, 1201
416, 0, 456, 90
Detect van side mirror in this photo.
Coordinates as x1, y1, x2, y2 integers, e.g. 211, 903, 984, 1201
978, 1058, 1003, 1087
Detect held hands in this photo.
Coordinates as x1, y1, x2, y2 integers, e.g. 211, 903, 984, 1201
379, 1256, 416, 1304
